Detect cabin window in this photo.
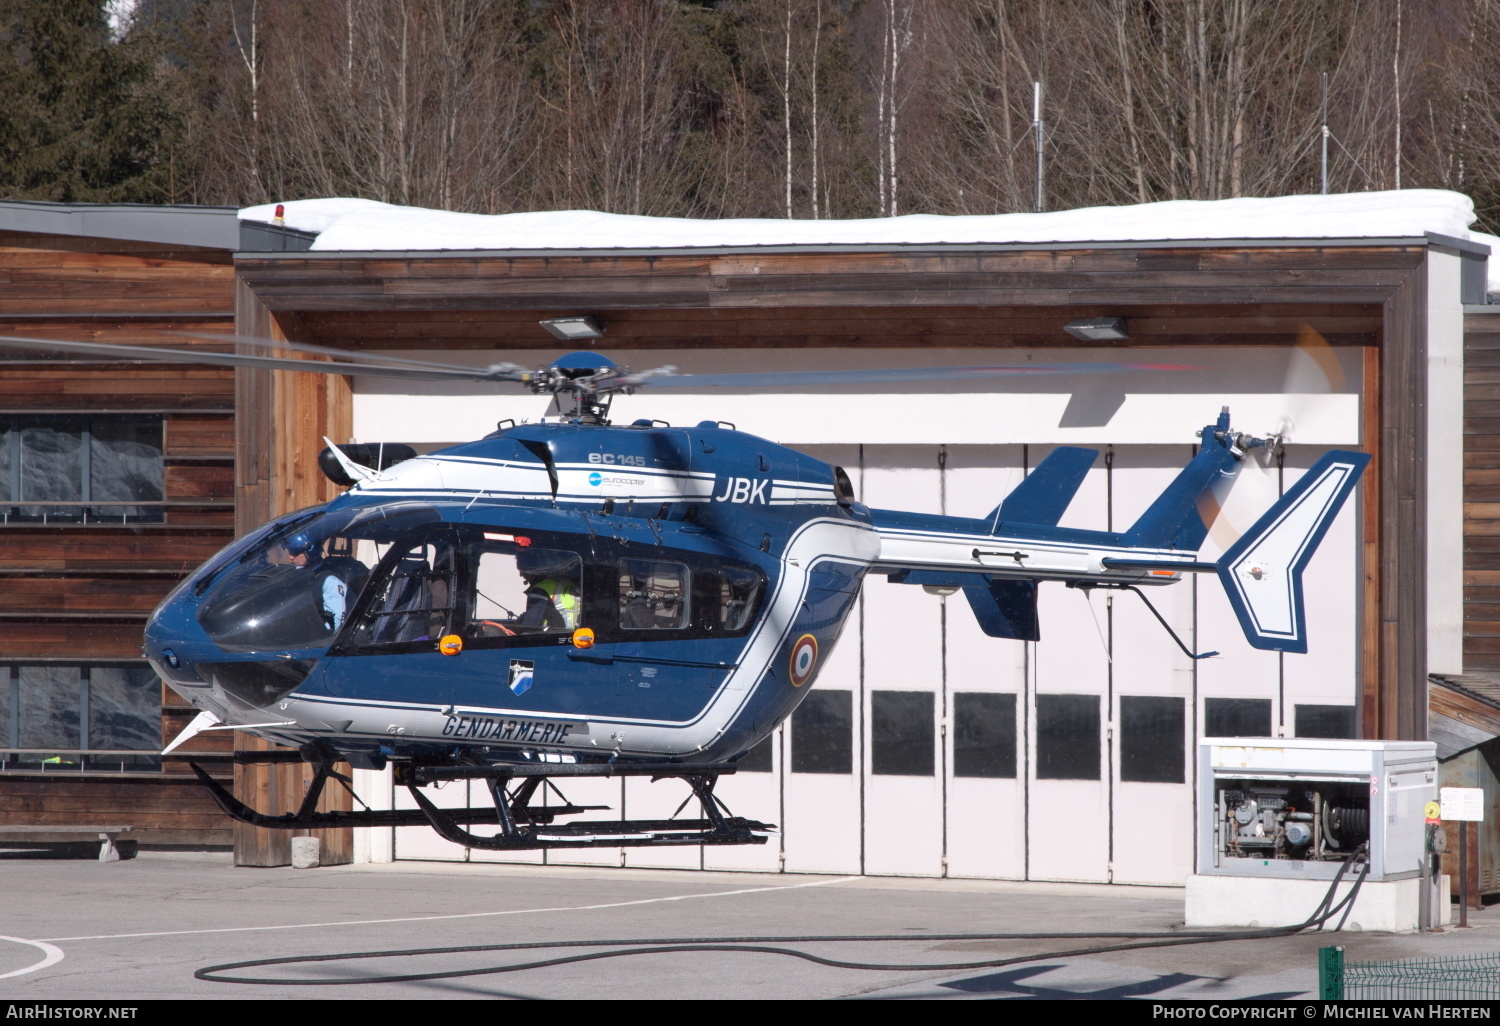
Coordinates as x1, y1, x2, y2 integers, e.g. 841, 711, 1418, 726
2, 663, 161, 771
467, 541, 584, 640
1204, 697, 1272, 738
1119, 695, 1185, 783
952, 691, 1017, 778
618, 559, 689, 630
691, 566, 762, 633
0, 415, 163, 524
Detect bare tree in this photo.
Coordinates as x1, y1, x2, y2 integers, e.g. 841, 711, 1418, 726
156, 0, 1500, 233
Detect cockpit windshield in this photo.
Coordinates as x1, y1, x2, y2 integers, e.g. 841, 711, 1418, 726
196, 503, 441, 653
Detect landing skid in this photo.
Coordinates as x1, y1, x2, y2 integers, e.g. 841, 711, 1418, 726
189, 752, 775, 850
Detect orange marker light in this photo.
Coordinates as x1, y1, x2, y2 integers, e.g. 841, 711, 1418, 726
572, 627, 595, 649
438, 634, 463, 656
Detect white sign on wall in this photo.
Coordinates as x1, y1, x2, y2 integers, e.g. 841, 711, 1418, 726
1439, 787, 1486, 822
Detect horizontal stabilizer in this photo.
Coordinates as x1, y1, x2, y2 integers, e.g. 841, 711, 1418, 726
991, 447, 1098, 527
1216, 450, 1370, 653
964, 579, 1040, 641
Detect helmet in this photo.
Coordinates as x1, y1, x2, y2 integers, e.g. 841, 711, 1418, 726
283, 532, 316, 557
516, 548, 574, 576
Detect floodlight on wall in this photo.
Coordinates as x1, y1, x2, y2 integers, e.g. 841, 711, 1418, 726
1063, 316, 1129, 341
539, 316, 605, 341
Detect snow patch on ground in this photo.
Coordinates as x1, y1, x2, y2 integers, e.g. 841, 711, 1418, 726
241, 190, 1497, 290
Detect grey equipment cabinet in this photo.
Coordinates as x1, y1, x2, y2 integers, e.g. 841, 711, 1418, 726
1197, 738, 1437, 882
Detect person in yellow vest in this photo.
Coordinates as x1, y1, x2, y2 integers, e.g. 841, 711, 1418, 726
516, 550, 579, 632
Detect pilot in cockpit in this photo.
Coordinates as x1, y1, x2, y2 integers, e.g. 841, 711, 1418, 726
269, 532, 348, 631
516, 550, 579, 631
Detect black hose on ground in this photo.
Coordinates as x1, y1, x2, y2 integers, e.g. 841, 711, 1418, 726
194, 845, 1372, 986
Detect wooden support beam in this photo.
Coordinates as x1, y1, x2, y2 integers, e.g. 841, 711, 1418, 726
1375, 266, 1429, 740
1361, 346, 1382, 740
232, 277, 354, 867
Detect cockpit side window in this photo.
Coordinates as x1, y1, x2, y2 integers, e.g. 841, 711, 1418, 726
195, 504, 441, 654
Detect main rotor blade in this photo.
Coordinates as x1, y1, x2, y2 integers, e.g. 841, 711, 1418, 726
629, 362, 1197, 389
163, 329, 523, 377
0, 333, 500, 382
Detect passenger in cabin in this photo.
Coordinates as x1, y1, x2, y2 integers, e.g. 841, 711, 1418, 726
516, 550, 580, 631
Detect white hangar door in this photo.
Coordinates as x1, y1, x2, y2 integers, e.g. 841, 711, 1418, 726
1192, 445, 1361, 746
858, 445, 945, 876
1026, 446, 1112, 883
777, 443, 865, 875
701, 724, 781, 872
1277, 448, 1361, 744
942, 445, 1027, 880
393, 777, 472, 862
1107, 446, 1197, 886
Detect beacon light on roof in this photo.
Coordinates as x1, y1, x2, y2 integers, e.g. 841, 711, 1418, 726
539, 317, 605, 341
1063, 316, 1129, 341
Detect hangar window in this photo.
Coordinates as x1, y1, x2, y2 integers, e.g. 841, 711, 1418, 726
953, 692, 1016, 778
1119, 696, 1185, 783
0, 415, 164, 524
1295, 704, 1356, 739
871, 690, 934, 776
737, 734, 773, 772
1036, 694, 1100, 780
791, 689, 852, 774
1205, 697, 1272, 738
1, 664, 161, 771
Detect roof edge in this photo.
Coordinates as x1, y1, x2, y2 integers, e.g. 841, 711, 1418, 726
235, 235, 1441, 261
1425, 230, 1492, 257
0, 200, 240, 250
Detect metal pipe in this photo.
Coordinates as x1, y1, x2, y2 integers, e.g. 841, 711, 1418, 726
1033, 82, 1044, 213
1321, 71, 1329, 195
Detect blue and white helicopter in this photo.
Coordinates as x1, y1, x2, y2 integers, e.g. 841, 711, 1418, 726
0, 335, 1369, 850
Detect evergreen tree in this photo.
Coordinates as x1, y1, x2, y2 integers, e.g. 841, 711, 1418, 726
0, 0, 182, 202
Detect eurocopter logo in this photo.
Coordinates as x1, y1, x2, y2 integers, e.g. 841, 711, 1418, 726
588, 471, 646, 488
714, 477, 768, 504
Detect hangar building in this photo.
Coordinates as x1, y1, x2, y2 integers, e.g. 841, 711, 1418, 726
1, 193, 1495, 886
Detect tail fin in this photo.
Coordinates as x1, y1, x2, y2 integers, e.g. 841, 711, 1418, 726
1216, 450, 1370, 653
988, 446, 1097, 527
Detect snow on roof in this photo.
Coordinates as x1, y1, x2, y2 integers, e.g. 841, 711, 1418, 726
242, 190, 1498, 288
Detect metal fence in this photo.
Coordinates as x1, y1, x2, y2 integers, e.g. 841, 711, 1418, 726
1320, 945, 1500, 1000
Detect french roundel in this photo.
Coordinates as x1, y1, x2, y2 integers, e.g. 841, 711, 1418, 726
788, 634, 818, 687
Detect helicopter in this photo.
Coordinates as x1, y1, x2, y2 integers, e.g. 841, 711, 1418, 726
0, 333, 1368, 851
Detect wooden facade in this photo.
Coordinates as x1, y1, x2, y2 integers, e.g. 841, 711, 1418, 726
1464, 309, 1500, 672
0, 224, 238, 847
